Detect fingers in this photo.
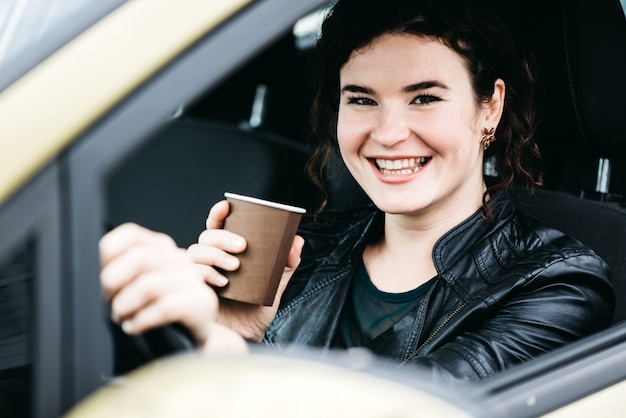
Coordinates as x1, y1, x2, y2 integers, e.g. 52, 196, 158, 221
110, 268, 186, 323
119, 279, 218, 342
188, 232, 246, 287
192, 263, 229, 287
188, 212, 247, 287
100, 223, 219, 345
100, 223, 175, 267
205, 200, 230, 230
193, 228, 246, 258
100, 223, 179, 301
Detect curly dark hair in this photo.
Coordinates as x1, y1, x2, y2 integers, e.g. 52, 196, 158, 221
306, 0, 542, 218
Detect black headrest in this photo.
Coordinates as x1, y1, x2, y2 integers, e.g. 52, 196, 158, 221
565, 0, 626, 158
483, 0, 626, 162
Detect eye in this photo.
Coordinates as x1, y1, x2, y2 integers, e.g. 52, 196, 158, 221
412, 94, 440, 105
347, 96, 377, 106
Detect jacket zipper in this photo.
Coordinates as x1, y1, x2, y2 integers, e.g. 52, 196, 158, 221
398, 302, 467, 367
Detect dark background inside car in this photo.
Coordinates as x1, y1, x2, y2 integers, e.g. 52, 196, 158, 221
105, 0, 626, 320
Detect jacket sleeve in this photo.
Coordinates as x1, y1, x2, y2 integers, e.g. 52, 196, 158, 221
407, 254, 615, 382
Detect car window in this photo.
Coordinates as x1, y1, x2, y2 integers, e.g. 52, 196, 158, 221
107, 2, 335, 248
0, 0, 125, 90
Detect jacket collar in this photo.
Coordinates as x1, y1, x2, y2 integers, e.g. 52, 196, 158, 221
349, 192, 515, 280
432, 191, 515, 282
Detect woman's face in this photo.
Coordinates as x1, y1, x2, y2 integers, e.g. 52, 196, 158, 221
337, 33, 503, 220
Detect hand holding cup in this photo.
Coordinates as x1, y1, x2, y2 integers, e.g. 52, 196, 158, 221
188, 193, 305, 341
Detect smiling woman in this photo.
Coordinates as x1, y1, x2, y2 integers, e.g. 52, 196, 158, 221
259, 0, 614, 378
99, 0, 615, 386
336, 34, 500, 222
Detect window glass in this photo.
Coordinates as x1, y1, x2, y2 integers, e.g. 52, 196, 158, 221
0, 0, 125, 87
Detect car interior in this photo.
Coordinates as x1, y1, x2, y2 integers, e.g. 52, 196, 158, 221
102, 0, 626, 414
107, 0, 626, 317
0, 0, 625, 416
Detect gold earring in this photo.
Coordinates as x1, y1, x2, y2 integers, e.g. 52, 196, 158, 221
480, 127, 496, 150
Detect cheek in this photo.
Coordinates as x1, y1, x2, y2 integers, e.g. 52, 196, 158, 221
427, 109, 482, 153
336, 108, 360, 154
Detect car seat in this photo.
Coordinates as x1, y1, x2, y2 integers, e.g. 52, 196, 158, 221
106, 118, 319, 248
508, 0, 626, 323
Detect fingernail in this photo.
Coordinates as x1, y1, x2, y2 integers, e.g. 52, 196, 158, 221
231, 237, 245, 248
121, 321, 135, 335
225, 256, 238, 268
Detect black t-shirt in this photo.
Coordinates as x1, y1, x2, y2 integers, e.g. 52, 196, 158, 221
336, 259, 434, 348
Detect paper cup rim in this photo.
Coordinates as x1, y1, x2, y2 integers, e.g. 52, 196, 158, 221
224, 192, 306, 214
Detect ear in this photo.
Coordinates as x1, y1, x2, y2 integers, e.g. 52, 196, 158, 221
483, 78, 505, 128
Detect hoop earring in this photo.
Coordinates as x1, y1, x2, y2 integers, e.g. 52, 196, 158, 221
480, 127, 496, 150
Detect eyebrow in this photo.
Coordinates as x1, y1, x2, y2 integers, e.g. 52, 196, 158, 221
341, 80, 449, 95
403, 80, 448, 93
341, 84, 374, 94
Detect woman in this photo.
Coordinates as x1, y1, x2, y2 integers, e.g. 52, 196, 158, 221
101, 0, 614, 381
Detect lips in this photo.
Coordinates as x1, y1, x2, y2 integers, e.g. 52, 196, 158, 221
374, 157, 431, 175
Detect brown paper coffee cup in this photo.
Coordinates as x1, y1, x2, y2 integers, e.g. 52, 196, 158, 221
218, 192, 306, 305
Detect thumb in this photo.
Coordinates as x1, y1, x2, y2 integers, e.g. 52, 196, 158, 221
285, 235, 305, 270
272, 235, 304, 308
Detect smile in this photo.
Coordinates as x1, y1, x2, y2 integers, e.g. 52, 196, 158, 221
374, 157, 431, 175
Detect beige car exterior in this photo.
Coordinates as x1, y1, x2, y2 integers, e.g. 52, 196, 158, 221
0, 0, 251, 207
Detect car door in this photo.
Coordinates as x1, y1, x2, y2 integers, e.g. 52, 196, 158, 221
0, 1, 328, 416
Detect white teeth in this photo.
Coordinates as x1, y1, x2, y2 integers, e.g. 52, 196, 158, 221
375, 157, 429, 175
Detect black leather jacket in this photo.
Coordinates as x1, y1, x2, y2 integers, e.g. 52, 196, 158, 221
263, 192, 615, 381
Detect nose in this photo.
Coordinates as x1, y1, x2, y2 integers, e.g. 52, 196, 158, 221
370, 105, 411, 147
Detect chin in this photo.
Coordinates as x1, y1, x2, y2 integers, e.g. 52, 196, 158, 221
370, 198, 428, 215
